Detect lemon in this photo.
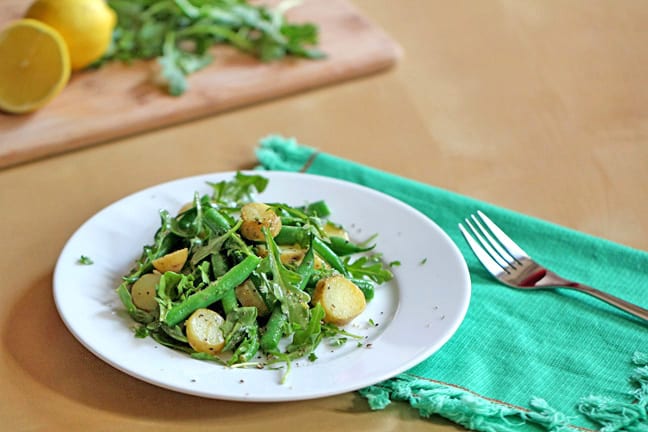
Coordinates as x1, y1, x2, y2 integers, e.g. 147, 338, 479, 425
0, 19, 71, 114
25, 0, 116, 70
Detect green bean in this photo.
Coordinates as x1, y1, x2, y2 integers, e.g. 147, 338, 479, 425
279, 216, 304, 226
260, 305, 286, 352
327, 236, 375, 256
203, 207, 231, 234
210, 252, 228, 278
296, 240, 315, 291
221, 288, 239, 315
165, 255, 260, 327
274, 225, 310, 246
350, 278, 375, 301
302, 200, 331, 217
312, 237, 350, 277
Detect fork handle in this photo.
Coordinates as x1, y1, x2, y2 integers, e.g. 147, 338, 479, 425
566, 283, 648, 322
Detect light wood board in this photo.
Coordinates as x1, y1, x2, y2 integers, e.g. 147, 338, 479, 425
0, 0, 401, 168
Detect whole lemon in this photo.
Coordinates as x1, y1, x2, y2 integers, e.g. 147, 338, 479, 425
25, 0, 116, 70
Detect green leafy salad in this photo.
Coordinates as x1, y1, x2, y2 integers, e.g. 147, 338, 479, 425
117, 172, 393, 377
100, 0, 325, 95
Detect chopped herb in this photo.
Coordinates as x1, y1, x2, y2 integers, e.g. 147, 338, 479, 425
389, 260, 401, 267
134, 325, 148, 338
99, 0, 326, 95
331, 337, 348, 347
420, 257, 428, 265
78, 255, 94, 265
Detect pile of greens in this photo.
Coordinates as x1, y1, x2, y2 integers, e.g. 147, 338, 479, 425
100, 0, 325, 95
117, 172, 393, 379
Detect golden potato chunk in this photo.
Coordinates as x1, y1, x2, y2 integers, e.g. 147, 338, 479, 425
131, 273, 161, 311
240, 202, 282, 241
323, 222, 349, 241
152, 248, 188, 273
185, 308, 225, 355
235, 279, 270, 316
312, 275, 366, 325
256, 244, 327, 270
278, 245, 306, 267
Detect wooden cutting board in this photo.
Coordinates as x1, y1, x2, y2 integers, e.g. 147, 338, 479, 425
0, 0, 401, 169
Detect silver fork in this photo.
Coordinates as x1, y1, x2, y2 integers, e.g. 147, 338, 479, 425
459, 210, 648, 322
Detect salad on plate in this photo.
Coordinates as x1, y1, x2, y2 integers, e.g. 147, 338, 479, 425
116, 172, 394, 378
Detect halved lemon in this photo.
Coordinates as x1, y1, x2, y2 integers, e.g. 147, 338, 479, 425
0, 19, 71, 114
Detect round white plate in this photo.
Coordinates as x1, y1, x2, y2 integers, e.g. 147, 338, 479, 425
53, 171, 470, 402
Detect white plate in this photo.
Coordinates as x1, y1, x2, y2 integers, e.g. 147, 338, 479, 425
53, 171, 470, 402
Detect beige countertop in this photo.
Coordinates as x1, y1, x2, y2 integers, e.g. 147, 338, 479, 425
1, 1, 647, 430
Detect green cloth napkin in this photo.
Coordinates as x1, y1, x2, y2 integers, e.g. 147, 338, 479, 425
256, 136, 648, 432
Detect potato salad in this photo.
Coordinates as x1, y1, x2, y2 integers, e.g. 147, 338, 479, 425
117, 172, 393, 372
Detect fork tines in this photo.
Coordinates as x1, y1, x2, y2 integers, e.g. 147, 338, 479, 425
458, 211, 527, 275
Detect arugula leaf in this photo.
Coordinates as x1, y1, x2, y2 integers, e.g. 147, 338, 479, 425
122, 210, 177, 284
222, 307, 258, 350
149, 329, 196, 353
117, 282, 157, 324
344, 254, 394, 284
288, 302, 324, 354
263, 227, 310, 329
221, 307, 260, 365
101, 0, 325, 95
157, 32, 213, 95
208, 171, 269, 206
189, 219, 242, 266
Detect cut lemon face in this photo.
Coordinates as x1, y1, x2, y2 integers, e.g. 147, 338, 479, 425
0, 19, 71, 114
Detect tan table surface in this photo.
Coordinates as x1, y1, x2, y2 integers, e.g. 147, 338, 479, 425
1, 1, 647, 431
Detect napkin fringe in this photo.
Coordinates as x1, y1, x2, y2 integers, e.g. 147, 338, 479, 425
358, 374, 580, 432
360, 352, 647, 432
255, 135, 316, 172
576, 351, 648, 432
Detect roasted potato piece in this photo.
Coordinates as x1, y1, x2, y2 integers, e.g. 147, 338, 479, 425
235, 279, 270, 316
256, 244, 327, 269
323, 222, 349, 241
255, 244, 268, 258
152, 248, 188, 273
312, 275, 366, 325
313, 254, 327, 270
255, 244, 303, 265
240, 202, 282, 241
185, 308, 226, 354
131, 273, 161, 311
278, 245, 306, 266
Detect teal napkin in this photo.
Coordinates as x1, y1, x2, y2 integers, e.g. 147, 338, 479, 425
256, 136, 648, 432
